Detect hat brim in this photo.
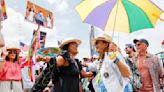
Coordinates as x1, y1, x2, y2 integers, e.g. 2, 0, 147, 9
59, 39, 81, 49
133, 39, 139, 44
93, 37, 111, 45
7, 48, 21, 54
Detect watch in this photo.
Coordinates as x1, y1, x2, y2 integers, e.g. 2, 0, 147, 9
114, 57, 119, 64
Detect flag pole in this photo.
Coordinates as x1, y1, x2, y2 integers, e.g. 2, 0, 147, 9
90, 25, 94, 58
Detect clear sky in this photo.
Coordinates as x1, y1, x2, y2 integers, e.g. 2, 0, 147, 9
1, 0, 164, 59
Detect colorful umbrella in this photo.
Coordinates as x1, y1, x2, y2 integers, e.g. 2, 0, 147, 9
76, 0, 163, 33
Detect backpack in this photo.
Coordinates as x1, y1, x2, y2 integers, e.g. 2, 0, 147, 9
31, 57, 59, 92
125, 58, 142, 90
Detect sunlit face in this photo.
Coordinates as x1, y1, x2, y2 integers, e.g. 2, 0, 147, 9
125, 46, 132, 54
135, 42, 147, 52
95, 40, 108, 54
108, 43, 117, 52
8, 50, 17, 60
68, 42, 79, 55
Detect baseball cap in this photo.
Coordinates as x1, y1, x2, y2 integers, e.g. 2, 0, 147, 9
125, 43, 136, 52
133, 38, 149, 46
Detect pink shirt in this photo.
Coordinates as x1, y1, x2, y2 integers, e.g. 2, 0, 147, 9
136, 59, 153, 92
0, 61, 22, 81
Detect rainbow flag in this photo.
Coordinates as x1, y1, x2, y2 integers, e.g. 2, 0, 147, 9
27, 29, 40, 82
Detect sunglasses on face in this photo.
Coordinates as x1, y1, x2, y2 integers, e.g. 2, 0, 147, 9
70, 43, 78, 48
125, 46, 133, 50
135, 43, 141, 47
95, 40, 108, 45
125, 47, 129, 50
8, 50, 17, 54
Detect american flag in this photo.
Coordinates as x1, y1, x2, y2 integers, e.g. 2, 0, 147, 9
20, 42, 29, 52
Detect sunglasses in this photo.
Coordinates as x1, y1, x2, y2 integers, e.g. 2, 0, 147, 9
70, 43, 78, 47
125, 47, 129, 50
8, 50, 17, 54
135, 43, 141, 46
95, 40, 108, 45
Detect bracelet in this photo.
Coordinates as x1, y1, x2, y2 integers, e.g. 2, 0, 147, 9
114, 57, 119, 64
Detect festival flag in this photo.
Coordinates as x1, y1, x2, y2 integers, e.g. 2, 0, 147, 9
33, 30, 46, 48
90, 26, 95, 58
0, 0, 7, 21
27, 29, 40, 82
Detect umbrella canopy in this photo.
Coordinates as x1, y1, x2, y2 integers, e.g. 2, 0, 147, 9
76, 0, 162, 33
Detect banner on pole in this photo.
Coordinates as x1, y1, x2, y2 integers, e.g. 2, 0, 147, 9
33, 30, 46, 48
25, 1, 54, 29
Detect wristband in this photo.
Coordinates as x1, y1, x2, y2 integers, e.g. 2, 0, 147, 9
114, 57, 119, 64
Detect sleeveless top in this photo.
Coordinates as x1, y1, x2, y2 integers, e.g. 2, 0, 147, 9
53, 59, 82, 92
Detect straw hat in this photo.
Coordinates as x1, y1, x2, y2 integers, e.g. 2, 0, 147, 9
93, 33, 112, 45
5, 41, 21, 54
59, 37, 81, 49
6, 48, 21, 54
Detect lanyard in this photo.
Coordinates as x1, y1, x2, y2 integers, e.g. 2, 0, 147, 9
96, 60, 103, 84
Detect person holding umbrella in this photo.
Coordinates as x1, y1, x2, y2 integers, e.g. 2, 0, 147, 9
83, 33, 130, 92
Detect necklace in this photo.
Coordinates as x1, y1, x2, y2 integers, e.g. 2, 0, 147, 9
137, 56, 146, 71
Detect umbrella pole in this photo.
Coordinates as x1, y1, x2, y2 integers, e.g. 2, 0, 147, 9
111, 0, 120, 39
90, 25, 94, 58
111, 0, 120, 51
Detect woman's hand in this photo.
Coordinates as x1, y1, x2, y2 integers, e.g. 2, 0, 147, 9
36, 55, 51, 63
81, 70, 93, 78
0, 49, 8, 60
36, 55, 44, 62
43, 87, 50, 92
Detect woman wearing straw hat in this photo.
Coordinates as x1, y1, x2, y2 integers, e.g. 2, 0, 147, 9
0, 47, 24, 92
32, 37, 92, 92
83, 33, 130, 92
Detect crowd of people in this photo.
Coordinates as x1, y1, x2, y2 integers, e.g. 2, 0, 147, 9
1, 9, 164, 92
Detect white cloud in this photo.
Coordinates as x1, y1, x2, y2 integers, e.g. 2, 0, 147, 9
46, 0, 69, 14
2, 7, 57, 48
46, 0, 60, 5
55, 0, 69, 14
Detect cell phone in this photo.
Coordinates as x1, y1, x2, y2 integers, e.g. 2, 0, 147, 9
35, 70, 39, 75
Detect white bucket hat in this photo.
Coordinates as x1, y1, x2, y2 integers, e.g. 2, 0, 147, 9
59, 37, 81, 49
5, 41, 21, 54
93, 33, 112, 45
